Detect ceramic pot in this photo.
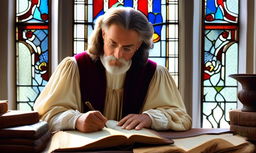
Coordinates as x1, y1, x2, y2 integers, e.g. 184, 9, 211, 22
229, 74, 256, 112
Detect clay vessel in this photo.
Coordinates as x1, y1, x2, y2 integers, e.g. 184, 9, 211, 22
229, 74, 256, 112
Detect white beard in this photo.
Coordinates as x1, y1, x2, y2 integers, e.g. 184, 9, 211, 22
100, 55, 132, 75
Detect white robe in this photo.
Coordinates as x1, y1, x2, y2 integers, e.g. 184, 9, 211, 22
34, 57, 192, 132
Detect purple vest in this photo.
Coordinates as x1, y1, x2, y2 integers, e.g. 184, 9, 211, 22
75, 52, 156, 117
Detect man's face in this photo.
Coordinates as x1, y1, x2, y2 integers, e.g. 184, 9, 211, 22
102, 24, 142, 62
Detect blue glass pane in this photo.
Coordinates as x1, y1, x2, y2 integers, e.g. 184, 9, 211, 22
16, 0, 49, 23
205, 0, 238, 23
16, 0, 49, 111
202, 27, 239, 128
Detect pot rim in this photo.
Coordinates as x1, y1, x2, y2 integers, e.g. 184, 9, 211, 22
229, 74, 256, 77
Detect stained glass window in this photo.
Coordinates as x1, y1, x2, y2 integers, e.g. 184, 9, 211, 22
16, 0, 49, 110
202, 0, 239, 128
73, 0, 179, 85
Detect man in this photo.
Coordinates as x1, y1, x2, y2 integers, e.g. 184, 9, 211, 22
34, 7, 192, 133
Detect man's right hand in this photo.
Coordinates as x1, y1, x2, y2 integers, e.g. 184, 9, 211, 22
75, 111, 107, 133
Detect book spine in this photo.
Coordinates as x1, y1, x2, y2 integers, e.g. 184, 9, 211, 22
229, 110, 256, 127
0, 130, 51, 146
230, 124, 256, 141
0, 100, 8, 114
0, 113, 39, 129
0, 121, 49, 139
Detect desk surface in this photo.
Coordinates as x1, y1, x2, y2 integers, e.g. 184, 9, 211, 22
158, 128, 231, 139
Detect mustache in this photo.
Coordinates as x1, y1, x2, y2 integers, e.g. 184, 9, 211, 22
105, 56, 126, 67
101, 55, 132, 75
109, 59, 122, 67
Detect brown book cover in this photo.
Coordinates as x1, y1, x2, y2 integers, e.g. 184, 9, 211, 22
0, 120, 49, 139
229, 109, 256, 127
0, 100, 8, 114
0, 144, 48, 153
0, 110, 39, 128
0, 130, 51, 146
0, 131, 51, 153
230, 124, 256, 141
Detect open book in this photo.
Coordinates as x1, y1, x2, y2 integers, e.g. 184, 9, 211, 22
47, 120, 173, 152
134, 133, 255, 153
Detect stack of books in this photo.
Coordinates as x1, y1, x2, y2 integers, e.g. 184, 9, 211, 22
0, 100, 8, 114
0, 101, 50, 152
229, 109, 256, 142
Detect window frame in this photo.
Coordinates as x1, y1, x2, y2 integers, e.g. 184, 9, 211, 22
0, 0, 254, 129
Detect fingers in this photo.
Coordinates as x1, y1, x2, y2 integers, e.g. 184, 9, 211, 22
94, 111, 108, 123
120, 115, 139, 130
76, 111, 107, 133
134, 122, 145, 130
118, 114, 152, 130
117, 114, 132, 126
126, 120, 141, 130
76, 112, 152, 132
89, 111, 108, 128
89, 112, 105, 128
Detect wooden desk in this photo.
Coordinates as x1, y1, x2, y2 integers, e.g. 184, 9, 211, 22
158, 128, 231, 139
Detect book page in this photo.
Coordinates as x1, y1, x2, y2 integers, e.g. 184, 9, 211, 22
174, 133, 249, 151
106, 120, 161, 138
47, 128, 127, 153
133, 134, 254, 153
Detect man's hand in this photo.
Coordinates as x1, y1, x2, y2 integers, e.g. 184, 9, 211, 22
75, 111, 107, 133
117, 114, 152, 130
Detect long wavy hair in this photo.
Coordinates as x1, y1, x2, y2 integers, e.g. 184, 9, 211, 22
87, 7, 154, 66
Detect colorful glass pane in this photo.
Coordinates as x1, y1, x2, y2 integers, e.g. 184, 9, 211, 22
16, 0, 49, 111
202, 0, 239, 128
16, 0, 49, 23
205, 0, 238, 23
73, 0, 179, 85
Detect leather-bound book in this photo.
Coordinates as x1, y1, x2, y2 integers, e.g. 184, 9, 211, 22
229, 109, 256, 127
0, 120, 49, 139
0, 110, 39, 128
0, 130, 51, 145
0, 130, 51, 153
0, 140, 50, 153
0, 100, 8, 114
230, 124, 256, 141
0, 121, 51, 153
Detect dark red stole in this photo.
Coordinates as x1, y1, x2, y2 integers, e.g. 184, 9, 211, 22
75, 52, 156, 117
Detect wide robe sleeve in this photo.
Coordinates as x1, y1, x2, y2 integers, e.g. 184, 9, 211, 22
34, 57, 82, 131
142, 65, 192, 131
